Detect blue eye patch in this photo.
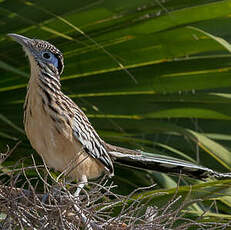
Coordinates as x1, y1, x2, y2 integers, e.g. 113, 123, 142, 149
41, 51, 58, 68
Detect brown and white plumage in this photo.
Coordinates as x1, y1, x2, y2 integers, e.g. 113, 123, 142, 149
8, 33, 231, 184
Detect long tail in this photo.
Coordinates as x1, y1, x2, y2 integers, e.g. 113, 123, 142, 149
106, 144, 231, 180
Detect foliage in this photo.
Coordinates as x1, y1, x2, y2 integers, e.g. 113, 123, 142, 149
1, 0, 231, 227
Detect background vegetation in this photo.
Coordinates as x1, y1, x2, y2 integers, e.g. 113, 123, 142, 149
1, 0, 231, 228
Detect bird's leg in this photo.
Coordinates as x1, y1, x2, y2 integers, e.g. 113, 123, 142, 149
74, 174, 88, 197
72, 175, 100, 230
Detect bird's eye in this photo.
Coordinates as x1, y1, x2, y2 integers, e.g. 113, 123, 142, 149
41, 51, 58, 69
42, 52, 51, 59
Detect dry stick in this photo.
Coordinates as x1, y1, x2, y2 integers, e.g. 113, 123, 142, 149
35, 152, 101, 229
1, 144, 229, 228
1, 165, 91, 228
21, 162, 49, 214
7, 167, 38, 229
64, 188, 102, 230
31, 154, 53, 190
0, 141, 22, 164
88, 180, 121, 200
0, 165, 45, 178
100, 184, 157, 228
0, 141, 22, 178
1, 174, 230, 229
7, 160, 118, 230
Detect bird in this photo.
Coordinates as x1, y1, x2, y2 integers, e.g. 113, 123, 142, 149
8, 33, 231, 193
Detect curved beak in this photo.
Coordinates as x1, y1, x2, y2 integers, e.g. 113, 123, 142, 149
8, 33, 32, 47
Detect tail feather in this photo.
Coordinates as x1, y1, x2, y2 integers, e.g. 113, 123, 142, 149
106, 144, 231, 180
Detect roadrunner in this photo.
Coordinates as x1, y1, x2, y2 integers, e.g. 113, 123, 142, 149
8, 34, 231, 188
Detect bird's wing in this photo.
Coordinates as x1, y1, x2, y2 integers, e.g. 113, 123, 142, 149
72, 108, 114, 176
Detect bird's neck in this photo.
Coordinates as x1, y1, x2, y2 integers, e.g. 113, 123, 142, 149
30, 60, 61, 90
24, 60, 62, 119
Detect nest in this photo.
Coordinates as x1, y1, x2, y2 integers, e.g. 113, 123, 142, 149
0, 142, 230, 229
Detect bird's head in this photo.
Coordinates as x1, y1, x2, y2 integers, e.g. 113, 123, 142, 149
8, 33, 64, 76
